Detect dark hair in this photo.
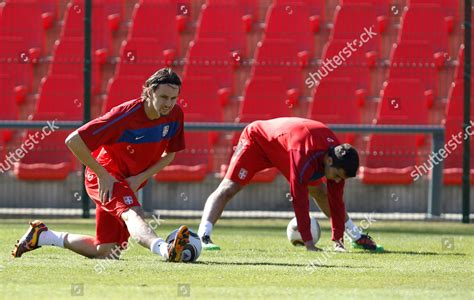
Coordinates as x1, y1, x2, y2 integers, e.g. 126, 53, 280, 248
141, 68, 182, 98
328, 144, 359, 178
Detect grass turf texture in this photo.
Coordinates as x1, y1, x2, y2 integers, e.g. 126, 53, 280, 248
0, 219, 473, 299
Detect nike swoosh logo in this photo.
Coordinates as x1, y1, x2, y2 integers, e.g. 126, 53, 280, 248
135, 136, 145, 140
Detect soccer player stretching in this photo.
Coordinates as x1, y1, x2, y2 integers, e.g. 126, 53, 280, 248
12, 68, 191, 262
198, 118, 382, 252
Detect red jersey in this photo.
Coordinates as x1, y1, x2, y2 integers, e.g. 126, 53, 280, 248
248, 118, 346, 242
77, 98, 185, 183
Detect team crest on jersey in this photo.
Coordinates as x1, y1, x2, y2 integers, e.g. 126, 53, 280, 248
327, 137, 334, 143
87, 172, 94, 182
162, 125, 170, 137
123, 196, 134, 205
238, 168, 248, 180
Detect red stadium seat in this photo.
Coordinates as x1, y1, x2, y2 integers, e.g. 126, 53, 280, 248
48, 38, 101, 94
331, 3, 383, 44
128, 0, 180, 57
407, 0, 458, 33
115, 38, 171, 80
183, 39, 233, 105
443, 80, 474, 185
361, 79, 427, 185
263, 2, 315, 56
179, 76, 223, 122
0, 1, 44, 57
251, 39, 302, 105
36, 0, 60, 29
14, 75, 83, 180
0, 75, 18, 143
308, 77, 359, 143
206, 0, 259, 23
196, 3, 248, 56
340, 0, 389, 18
61, 1, 113, 63
454, 45, 474, 82
320, 40, 371, 100
0, 37, 34, 104
388, 41, 439, 108
398, 4, 449, 55
104, 76, 143, 113
14, 128, 73, 181
34, 75, 84, 120
102, 0, 125, 32
238, 77, 291, 122
273, 0, 324, 32
376, 79, 428, 125
154, 131, 210, 182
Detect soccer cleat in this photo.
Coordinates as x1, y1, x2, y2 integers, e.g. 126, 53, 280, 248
201, 235, 221, 251
12, 220, 48, 258
167, 225, 190, 262
352, 233, 384, 252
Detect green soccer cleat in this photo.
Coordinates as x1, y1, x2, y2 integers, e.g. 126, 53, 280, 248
351, 234, 384, 252
201, 235, 221, 251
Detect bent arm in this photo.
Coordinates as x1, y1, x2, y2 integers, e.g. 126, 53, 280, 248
65, 131, 109, 178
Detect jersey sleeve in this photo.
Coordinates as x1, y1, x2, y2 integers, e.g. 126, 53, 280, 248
77, 106, 127, 152
166, 109, 185, 153
289, 150, 314, 242
327, 179, 346, 242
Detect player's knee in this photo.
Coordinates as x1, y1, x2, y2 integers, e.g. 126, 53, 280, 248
95, 244, 121, 259
217, 180, 241, 200
122, 206, 145, 221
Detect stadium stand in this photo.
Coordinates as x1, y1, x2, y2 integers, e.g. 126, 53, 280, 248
308, 77, 359, 144
0, 0, 469, 186
183, 38, 234, 105
360, 79, 427, 184
0, 37, 35, 104
443, 80, 474, 185
0, 74, 17, 143
14, 75, 83, 180
387, 41, 439, 109
397, 4, 449, 55
195, 2, 249, 56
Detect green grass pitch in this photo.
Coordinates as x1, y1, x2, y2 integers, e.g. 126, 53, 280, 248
0, 218, 473, 299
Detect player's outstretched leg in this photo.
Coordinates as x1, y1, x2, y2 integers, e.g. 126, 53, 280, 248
12, 220, 109, 258
121, 206, 189, 262
198, 179, 242, 250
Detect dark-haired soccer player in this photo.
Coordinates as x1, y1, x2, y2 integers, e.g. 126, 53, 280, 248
198, 117, 382, 252
13, 68, 191, 262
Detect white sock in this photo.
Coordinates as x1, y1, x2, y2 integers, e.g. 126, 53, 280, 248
345, 219, 363, 241
38, 229, 66, 248
150, 238, 168, 259
198, 220, 213, 238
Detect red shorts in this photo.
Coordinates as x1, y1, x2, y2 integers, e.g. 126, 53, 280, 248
85, 169, 140, 247
225, 124, 323, 187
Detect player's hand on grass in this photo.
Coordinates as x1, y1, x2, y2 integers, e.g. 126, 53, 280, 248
334, 240, 346, 252
98, 173, 117, 204
125, 174, 145, 192
304, 240, 322, 252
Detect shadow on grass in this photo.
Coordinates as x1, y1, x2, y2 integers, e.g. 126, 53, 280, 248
350, 250, 466, 256
195, 260, 379, 269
